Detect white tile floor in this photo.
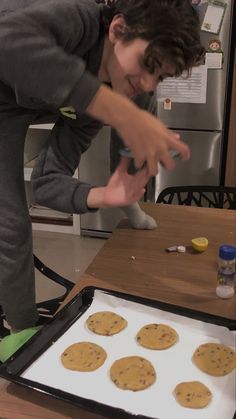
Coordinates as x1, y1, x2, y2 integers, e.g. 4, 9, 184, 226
33, 230, 106, 303
0, 230, 106, 390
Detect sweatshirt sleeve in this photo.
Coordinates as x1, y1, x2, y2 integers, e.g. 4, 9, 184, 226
0, 0, 102, 113
31, 115, 103, 214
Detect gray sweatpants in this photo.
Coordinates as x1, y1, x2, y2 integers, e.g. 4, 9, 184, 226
0, 93, 156, 330
0, 110, 39, 330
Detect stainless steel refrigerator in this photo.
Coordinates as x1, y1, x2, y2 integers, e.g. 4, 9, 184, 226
80, 0, 235, 236
155, 0, 235, 198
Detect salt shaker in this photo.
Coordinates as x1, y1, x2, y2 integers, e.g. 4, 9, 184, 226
216, 244, 236, 299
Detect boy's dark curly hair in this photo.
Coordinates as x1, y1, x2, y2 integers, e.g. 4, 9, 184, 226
97, 0, 205, 77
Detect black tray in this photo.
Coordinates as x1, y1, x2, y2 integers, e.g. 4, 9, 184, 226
0, 286, 235, 419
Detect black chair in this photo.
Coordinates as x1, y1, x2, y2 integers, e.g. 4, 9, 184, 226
0, 256, 74, 338
156, 185, 236, 209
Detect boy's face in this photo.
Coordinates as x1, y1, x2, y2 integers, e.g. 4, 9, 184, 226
104, 16, 175, 98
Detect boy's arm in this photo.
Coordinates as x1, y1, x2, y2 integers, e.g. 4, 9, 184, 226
31, 115, 103, 214
31, 114, 150, 213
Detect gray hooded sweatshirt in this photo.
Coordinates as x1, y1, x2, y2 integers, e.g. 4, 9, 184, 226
0, 0, 106, 214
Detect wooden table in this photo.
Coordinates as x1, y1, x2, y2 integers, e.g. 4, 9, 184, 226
0, 203, 235, 418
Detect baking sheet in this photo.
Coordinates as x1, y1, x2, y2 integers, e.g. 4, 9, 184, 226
20, 289, 236, 419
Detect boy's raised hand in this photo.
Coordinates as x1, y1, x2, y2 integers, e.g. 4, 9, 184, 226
86, 85, 190, 176
118, 108, 190, 176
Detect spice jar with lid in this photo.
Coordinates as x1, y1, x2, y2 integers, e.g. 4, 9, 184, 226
216, 244, 236, 299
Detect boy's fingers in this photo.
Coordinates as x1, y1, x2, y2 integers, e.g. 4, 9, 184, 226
172, 137, 190, 161
146, 158, 159, 176
160, 154, 176, 171
134, 157, 146, 171
134, 156, 159, 177
117, 156, 129, 172
134, 166, 151, 186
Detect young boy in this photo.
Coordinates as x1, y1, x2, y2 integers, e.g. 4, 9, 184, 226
0, 0, 204, 361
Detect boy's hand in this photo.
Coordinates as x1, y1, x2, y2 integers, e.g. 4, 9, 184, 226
116, 108, 190, 176
86, 85, 190, 176
86, 157, 149, 209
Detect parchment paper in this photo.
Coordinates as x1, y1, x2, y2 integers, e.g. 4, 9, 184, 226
22, 290, 236, 419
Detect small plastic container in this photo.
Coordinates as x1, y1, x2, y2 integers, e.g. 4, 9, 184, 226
216, 244, 236, 299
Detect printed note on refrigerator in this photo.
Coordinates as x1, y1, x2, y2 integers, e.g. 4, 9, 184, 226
157, 65, 207, 104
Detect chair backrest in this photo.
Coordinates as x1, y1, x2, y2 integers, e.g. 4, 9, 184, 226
33, 255, 74, 317
0, 257, 75, 338
156, 185, 236, 209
